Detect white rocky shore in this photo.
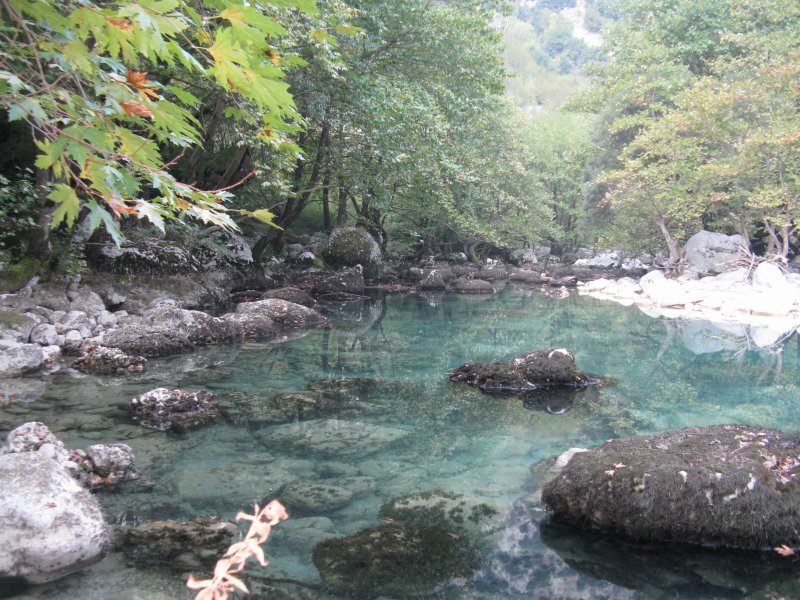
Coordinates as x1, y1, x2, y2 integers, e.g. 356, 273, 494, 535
578, 261, 800, 349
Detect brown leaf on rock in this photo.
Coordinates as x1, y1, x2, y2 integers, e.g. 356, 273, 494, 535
775, 544, 796, 557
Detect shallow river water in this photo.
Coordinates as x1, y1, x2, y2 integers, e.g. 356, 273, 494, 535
3, 286, 800, 599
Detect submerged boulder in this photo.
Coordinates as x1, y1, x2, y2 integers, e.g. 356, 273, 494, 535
313, 523, 479, 598
118, 516, 237, 572
542, 424, 800, 550
379, 490, 500, 536
449, 348, 597, 394
130, 388, 219, 432
0, 452, 113, 583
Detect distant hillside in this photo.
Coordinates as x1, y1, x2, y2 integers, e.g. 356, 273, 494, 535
502, 0, 615, 112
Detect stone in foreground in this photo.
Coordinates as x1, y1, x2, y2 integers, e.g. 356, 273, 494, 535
542, 424, 800, 550
313, 523, 479, 598
130, 387, 219, 432
0, 452, 113, 583
449, 347, 597, 394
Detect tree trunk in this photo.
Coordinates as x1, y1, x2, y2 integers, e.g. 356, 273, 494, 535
321, 160, 332, 231
656, 217, 682, 274
214, 146, 250, 189
185, 94, 226, 184
336, 183, 349, 226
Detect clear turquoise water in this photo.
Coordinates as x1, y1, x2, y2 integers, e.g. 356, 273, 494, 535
4, 286, 800, 599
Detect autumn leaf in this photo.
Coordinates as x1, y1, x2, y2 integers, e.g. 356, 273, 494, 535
107, 196, 137, 216
774, 544, 796, 557
126, 70, 158, 99
265, 48, 282, 66
120, 101, 153, 118
107, 18, 133, 32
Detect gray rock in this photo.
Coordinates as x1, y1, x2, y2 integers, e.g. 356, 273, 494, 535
0, 378, 46, 405
0, 452, 113, 583
752, 262, 790, 290
313, 266, 365, 296
510, 249, 538, 266
452, 277, 495, 294
68, 289, 106, 316
542, 424, 800, 550
323, 227, 382, 277
419, 270, 447, 290
130, 388, 219, 432
72, 345, 147, 375
0, 311, 36, 342
261, 286, 317, 308
574, 251, 620, 268
227, 299, 325, 341
30, 323, 58, 346
0, 341, 46, 377
280, 479, 355, 514
684, 231, 744, 275
2, 422, 69, 463
85, 443, 138, 486
449, 347, 599, 393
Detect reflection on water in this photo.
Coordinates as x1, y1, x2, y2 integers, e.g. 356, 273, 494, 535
2, 287, 800, 599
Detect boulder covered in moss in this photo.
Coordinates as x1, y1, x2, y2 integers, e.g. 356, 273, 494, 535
449, 347, 598, 394
322, 227, 381, 277
312, 523, 479, 598
542, 424, 800, 550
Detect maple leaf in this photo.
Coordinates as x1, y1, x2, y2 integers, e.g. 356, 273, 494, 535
126, 70, 159, 100
774, 544, 796, 557
107, 196, 137, 216
120, 101, 153, 118
107, 18, 133, 32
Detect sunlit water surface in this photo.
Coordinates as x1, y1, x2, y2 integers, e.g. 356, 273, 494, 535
3, 287, 800, 599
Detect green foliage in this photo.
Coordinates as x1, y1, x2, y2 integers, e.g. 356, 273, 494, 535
0, 169, 38, 259
0, 0, 314, 244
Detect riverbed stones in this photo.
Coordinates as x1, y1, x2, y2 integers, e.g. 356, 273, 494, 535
542, 424, 800, 550
0, 340, 50, 377
449, 347, 595, 394
118, 516, 237, 571
85, 443, 138, 487
313, 523, 479, 598
2, 421, 69, 462
256, 418, 409, 458
130, 388, 219, 432
0, 452, 113, 583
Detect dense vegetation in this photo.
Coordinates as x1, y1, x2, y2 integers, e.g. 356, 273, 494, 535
0, 0, 798, 282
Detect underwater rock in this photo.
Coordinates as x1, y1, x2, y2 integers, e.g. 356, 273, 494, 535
0, 452, 113, 583
542, 424, 800, 550
256, 418, 408, 458
379, 490, 501, 536
312, 523, 479, 598
452, 277, 495, 294
130, 388, 219, 432
72, 345, 147, 375
279, 479, 355, 515
449, 347, 598, 394
118, 516, 237, 572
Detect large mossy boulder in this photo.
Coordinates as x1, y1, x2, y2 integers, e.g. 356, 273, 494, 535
449, 348, 596, 394
542, 424, 800, 550
312, 523, 479, 598
322, 227, 382, 277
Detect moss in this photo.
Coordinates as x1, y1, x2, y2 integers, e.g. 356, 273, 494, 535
0, 257, 41, 292
0, 311, 34, 328
312, 523, 479, 598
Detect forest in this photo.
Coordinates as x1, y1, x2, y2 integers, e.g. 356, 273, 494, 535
0, 0, 798, 282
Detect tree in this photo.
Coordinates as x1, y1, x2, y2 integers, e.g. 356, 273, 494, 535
0, 0, 316, 253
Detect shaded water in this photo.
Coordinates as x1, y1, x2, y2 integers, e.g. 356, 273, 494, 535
3, 287, 800, 599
